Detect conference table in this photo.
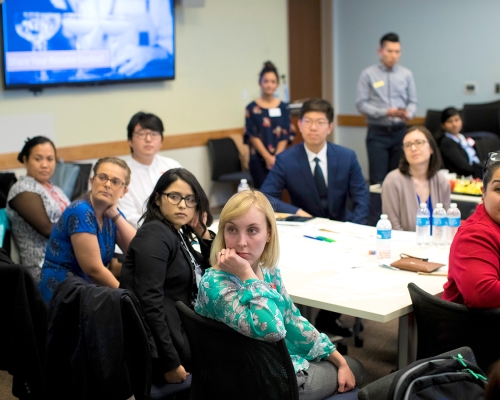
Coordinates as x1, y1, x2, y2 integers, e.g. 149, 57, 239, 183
275, 217, 450, 369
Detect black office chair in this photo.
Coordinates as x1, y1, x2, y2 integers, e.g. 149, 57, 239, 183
207, 138, 252, 184
408, 282, 500, 372
175, 301, 299, 400
424, 109, 445, 145
462, 100, 500, 136
0, 264, 47, 400
358, 346, 477, 400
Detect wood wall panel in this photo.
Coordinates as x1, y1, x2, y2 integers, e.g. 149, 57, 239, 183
337, 114, 425, 127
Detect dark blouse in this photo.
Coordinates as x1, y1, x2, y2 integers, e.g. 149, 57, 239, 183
244, 101, 292, 158
120, 220, 213, 373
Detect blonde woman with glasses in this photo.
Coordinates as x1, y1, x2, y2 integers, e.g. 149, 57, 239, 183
39, 157, 136, 302
381, 126, 450, 231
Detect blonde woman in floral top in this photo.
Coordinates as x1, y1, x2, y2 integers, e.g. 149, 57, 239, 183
195, 191, 364, 399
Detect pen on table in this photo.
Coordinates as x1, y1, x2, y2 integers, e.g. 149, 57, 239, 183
303, 235, 335, 243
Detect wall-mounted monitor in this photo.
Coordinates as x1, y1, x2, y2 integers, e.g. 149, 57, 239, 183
1, 0, 175, 90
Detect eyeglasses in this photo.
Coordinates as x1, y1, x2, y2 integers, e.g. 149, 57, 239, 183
94, 173, 126, 188
162, 192, 197, 208
402, 139, 427, 150
484, 152, 500, 173
301, 118, 329, 127
133, 130, 162, 139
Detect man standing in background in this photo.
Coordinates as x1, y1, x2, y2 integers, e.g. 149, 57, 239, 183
356, 32, 417, 184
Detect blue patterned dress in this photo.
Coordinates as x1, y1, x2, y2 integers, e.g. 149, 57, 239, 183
195, 266, 335, 373
39, 199, 121, 302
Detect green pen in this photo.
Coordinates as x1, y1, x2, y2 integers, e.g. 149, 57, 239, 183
317, 236, 336, 243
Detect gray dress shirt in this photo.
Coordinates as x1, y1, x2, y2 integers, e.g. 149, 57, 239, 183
356, 63, 417, 126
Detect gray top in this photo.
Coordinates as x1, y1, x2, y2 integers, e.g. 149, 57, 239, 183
356, 63, 417, 126
381, 169, 450, 231
6, 176, 69, 268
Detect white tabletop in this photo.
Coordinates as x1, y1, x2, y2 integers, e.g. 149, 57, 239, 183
277, 218, 449, 323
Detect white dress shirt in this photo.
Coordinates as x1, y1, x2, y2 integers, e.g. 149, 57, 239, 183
118, 154, 181, 227
303, 143, 328, 186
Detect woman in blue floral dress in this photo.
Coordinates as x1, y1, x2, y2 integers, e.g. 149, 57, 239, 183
195, 191, 365, 399
39, 157, 137, 302
244, 61, 292, 188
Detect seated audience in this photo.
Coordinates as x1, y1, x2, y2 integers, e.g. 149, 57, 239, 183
120, 168, 214, 384
245, 61, 292, 188
195, 190, 365, 399
440, 107, 483, 179
6, 136, 70, 282
39, 157, 136, 302
119, 112, 181, 228
382, 126, 450, 231
443, 153, 500, 308
260, 98, 369, 337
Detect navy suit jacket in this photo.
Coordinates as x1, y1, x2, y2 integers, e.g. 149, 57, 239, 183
260, 142, 369, 224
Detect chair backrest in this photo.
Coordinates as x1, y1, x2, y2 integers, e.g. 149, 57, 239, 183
207, 138, 243, 180
408, 282, 500, 372
424, 109, 444, 144
51, 162, 81, 199
175, 301, 299, 400
462, 100, 500, 135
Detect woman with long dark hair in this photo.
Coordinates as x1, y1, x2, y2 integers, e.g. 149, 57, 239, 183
120, 168, 214, 384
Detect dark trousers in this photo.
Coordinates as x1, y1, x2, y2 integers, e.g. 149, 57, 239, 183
366, 124, 407, 184
249, 155, 269, 189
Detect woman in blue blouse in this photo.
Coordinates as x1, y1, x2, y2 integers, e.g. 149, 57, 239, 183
245, 61, 292, 188
39, 157, 137, 302
195, 190, 364, 399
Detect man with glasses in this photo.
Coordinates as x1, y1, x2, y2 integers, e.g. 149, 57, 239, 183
260, 98, 369, 338
356, 32, 418, 184
119, 112, 181, 227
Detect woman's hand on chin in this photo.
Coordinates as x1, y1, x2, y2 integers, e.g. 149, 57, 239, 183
217, 248, 257, 282
103, 204, 119, 220
188, 211, 210, 239
164, 365, 189, 383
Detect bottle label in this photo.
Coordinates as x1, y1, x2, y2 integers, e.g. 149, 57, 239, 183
416, 217, 430, 226
434, 217, 447, 227
448, 217, 460, 227
377, 229, 391, 239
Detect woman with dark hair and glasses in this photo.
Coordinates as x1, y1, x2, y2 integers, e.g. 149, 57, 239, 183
120, 168, 214, 384
39, 157, 136, 302
6, 136, 70, 282
443, 153, 500, 308
381, 126, 450, 231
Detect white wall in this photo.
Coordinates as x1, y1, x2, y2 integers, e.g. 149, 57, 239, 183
0, 0, 288, 204
333, 0, 500, 179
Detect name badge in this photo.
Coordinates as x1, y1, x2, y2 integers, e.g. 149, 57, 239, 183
268, 108, 282, 117
373, 80, 385, 89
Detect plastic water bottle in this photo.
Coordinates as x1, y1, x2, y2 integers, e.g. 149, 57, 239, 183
376, 214, 392, 260
416, 202, 431, 245
237, 179, 250, 193
432, 203, 447, 245
447, 203, 461, 244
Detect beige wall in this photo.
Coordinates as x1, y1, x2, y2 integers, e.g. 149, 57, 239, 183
0, 0, 288, 201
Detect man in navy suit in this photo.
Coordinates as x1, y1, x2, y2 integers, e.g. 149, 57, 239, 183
260, 98, 369, 338
261, 98, 369, 224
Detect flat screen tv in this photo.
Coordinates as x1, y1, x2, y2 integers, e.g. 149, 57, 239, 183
1, 0, 175, 90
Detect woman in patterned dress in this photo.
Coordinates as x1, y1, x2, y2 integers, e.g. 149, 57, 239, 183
6, 136, 70, 282
39, 157, 136, 302
195, 190, 365, 399
244, 61, 292, 188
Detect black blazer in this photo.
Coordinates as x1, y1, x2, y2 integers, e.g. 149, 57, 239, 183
120, 220, 213, 374
440, 136, 482, 179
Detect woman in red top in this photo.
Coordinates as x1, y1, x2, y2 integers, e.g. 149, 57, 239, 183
443, 152, 500, 308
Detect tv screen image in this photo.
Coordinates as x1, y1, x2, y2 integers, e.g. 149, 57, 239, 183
2, 0, 175, 89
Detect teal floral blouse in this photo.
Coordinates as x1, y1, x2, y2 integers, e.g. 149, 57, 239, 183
194, 266, 335, 372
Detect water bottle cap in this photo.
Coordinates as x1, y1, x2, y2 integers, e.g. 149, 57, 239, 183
240, 179, 247, 184
420, 203, 427, 208
436, 203, 443, 208
450, 203, 457, 208
380, 214, 388, 219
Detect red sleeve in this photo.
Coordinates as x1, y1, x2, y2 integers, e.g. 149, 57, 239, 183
449, 223, 500, 308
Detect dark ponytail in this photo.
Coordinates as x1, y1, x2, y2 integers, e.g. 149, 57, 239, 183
259, 61, 279, 83
17, 136, 56, 163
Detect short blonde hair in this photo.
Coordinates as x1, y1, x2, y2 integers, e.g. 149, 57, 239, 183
210, 190, 279, 268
